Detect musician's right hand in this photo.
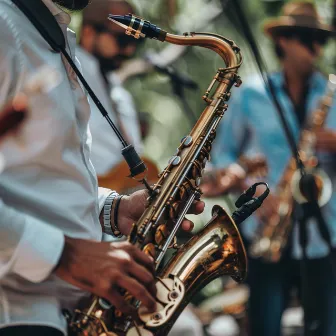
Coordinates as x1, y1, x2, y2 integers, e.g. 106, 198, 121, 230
255, 192, 280, 223
201, 170, 242, 197
55, 237, 157, 314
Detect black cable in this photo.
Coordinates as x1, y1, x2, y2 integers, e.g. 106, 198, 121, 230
61, 50, 128, 147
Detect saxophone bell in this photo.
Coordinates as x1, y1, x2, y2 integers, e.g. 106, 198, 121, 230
291, 168, 332, 206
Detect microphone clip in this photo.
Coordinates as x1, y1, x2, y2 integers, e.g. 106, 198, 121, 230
232, 182, 270, 225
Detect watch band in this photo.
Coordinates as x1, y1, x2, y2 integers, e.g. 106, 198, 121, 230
112, 195, 124, 238
103, 192, 118, 235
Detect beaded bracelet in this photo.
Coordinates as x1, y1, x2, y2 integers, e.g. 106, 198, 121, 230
111, 195, 124, 238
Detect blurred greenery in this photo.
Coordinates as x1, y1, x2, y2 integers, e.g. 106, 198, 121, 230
70, 0, 335, 169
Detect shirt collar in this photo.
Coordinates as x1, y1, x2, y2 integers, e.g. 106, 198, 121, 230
41, 0, 71, 25
270, 70, 324, 91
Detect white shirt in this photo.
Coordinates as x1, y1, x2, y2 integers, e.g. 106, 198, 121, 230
76, 47, 143, 175
0, 0, 113, 333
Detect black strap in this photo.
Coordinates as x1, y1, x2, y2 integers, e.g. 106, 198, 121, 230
10, 0, 146, 177
11, 0, 65, 52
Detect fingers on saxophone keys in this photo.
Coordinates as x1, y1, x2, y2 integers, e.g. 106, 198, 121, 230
125, 261, 157, 299
127, 243, 156, 274
181, 219, 194, 232
187, 201, 205, 215
116, 276, 157, 313
107, 290, 135, 315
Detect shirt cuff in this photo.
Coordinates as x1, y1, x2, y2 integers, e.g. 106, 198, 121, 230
11, 219, 65, 283
98, 187, 117, 213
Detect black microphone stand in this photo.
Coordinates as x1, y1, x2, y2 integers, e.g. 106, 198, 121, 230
153, 63, 199, 126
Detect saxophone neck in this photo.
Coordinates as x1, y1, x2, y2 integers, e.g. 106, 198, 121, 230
108, 14, 242, 69
165, 32, 242, 69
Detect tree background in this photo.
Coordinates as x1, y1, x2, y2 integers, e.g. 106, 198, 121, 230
70, 0, 334, 168
112, 0, 335, 168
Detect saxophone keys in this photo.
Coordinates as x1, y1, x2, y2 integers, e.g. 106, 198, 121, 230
168, 155, 181, 166
143, 243, 156, 259
138, 275, 185, 327
155, 225, 169, 245
190, 161, 202, 180
168, 202, 180, 220
181, 135, 193, 147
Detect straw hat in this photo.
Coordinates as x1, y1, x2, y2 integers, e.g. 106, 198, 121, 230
264, 1, 334, 38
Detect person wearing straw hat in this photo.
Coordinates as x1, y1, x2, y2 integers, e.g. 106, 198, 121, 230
212, 1, 336, 336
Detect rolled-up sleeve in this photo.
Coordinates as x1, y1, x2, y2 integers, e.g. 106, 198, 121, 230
0, 200, 65, 283
97, 186, 117, 213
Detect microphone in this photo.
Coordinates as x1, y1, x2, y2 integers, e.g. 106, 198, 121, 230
145, 53, 199, 91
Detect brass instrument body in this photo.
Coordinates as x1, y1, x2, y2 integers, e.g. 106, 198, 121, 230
250, 76, 336, 263
69, 16, 246, 336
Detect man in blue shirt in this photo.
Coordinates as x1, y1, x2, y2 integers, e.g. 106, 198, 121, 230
212, 2, 336, 336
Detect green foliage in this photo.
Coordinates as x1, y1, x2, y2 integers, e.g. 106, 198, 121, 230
69, 0, 334, 169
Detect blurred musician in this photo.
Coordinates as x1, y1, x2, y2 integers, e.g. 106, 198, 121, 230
0, 0, 204, 335
212, 2, 336, 336
77, 0, 161, 194
77, 0, 143, 176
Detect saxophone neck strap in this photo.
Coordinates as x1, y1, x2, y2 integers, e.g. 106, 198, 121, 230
10, 0, 146, 178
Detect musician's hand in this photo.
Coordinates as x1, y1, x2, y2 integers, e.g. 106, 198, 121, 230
118, 189, 205, 236
315, 129, 336, 152
55, 237, 157, 314
255, 192, 280, 223
201, 171, 242, 197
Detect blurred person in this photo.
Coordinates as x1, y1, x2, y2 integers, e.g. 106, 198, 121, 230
212, 2, 336, 336
77, 0, 143, 177
0, 0, 204, 335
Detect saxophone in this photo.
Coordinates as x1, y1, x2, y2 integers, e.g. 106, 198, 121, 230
250, 74, 336, 263
69, 14, 246, 336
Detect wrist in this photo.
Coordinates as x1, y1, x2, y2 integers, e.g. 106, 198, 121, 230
117, 195, 131, 235
54, 235, 73, 276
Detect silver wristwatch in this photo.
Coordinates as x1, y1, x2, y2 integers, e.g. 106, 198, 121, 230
103, 192, 119, 235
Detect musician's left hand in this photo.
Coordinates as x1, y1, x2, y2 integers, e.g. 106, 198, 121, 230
315, 129, 336, 152
117, 190, 205, 236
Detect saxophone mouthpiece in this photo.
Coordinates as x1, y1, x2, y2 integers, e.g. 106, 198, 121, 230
108, 14, 167, 41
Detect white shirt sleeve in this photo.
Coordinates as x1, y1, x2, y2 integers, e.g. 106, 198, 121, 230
0, 16, 64, 283
97, 186, 116, 213
0, 200, 65, 283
